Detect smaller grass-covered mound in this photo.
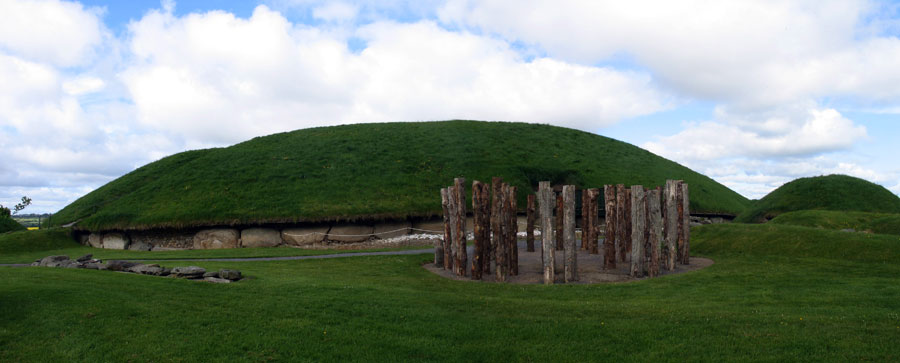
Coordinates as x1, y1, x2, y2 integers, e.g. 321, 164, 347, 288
0, 215, 25, 233
735, 174, 900, 223
769, 210, 900, 236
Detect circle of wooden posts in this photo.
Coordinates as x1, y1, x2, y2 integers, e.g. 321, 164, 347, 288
437, 178, 691, 283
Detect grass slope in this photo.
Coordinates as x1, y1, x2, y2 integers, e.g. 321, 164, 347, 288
0, 215, 24, 233
2, 223, 899, 361
735, 174, 900, 223
51, 121, 749, 231
769, 210, 900, 236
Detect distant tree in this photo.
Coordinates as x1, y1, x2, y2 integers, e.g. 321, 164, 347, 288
1, 196, 31, 216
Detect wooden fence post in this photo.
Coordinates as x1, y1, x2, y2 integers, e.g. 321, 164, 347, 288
526, 194, 536, 252
480, 182, 491, 275
438, 188, 449, 268
508, 186, 519, 276
538, 181, 555, 285
664, 180, 678, 271
676, 181, 685, 266
472, 180, 485, 280
647, 188, 662, 278
491, 177, 503, 275
630, 185, 646, 278
589, 188, 600, 255
681, 183, 691, 265
562, 185, 577, 282
555, 193, 564, 251
615, 184, 626, 264
447, 185, 459, 273
603, 185, 617, 269
453, 178, 468, 277
581, 190, 588, 250
495, 183, 508, 282
622, 187, 633, 263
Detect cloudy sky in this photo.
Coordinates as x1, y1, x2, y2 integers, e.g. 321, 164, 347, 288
2, 0, 899, 213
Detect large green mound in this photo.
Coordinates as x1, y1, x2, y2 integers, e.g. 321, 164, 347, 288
52, 120, 749, 231
735, 174, 900, 223
0, 215, 25, 233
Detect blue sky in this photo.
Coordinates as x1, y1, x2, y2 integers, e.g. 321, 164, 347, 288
1, 0, 900, 213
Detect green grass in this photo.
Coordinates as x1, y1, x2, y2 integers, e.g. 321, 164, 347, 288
769, 210, 900, 236
0, 229, 431, 264
50, 121, 749, 231
0, 215, 25, 233
735, 174, 900, 223
2, 224, 900, 361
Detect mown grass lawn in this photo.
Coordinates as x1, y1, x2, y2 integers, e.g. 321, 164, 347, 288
2, 224, 900, 361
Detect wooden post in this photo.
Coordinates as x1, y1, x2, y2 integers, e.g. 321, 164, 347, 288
664, 180, 678, 271
508, 186, 519, 276
647, 188, 662, 278
447, 185, 459, 272
454, 178, 468, 277
538, 181, 555, 284
603, 185, 616, 269
480, 182, 491, 275
491, 177, 503, 274
676, 181, 685, 266
472, 181, 486, 280
526, 194, 536, 252
630, 185, 646, 278
590, 188, 600, 255
615, 184, 626, 264
562, 185, 577, 282
681, 183, 691, 265
581, 190, 589, 251
555, 193, 564, 251
438, 188, 449, 268
495, 183, 508, 282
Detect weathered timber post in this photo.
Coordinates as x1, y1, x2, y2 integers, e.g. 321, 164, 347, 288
630, 185, 646, 278
562, 185, 577, 282
526, 194, 536, 252
603, 185, 617, 269
438, 188, 449, 268
472, 180, 486, 280
495, 183, 508, 282
480, 182, 492, 275
615, 184, 627, 264
675, 181, 685, 266
647, 188, 662, 278
664, 180, 678, 271
590, 188, 601, 255
491, 177, 503, 272
508, 186, 519, 276
446, 185, 459, 272
555, 193, 564, 251
538, 181, 555, 284
681, 183, 691, 265
453, 178, 468, 277
624, 187, 633, 263
581, 190, 590, 251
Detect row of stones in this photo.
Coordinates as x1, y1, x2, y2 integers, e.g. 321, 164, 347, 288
83, 221, 438, 250
31, 254, 243, 283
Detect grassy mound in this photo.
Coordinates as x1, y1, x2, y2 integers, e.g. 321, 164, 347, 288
735, 174, 900, 223
51, 120, 749, 231
769, 210, 900, 236
0, 215, 25, 233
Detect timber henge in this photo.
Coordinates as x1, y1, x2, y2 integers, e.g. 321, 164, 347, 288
429, 177, 706, 284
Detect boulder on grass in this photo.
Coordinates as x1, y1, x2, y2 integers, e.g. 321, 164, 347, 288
106, 260, 140, 271
87, 233, 103, 248
281, 226, 329, 246
327, 224, 374, 243
101, 233, 130, 250
204, 277, 231, 283
39, 255, 70, 267
76, 254, 93, 262
218, 269, 242, 281
171, 266, 206, 278
193, 229, 240, 249
241, 228, 282, 248
129, 264, 164, 275
373, 222, 411, 239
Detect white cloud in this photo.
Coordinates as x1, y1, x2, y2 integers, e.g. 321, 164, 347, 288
312, 1, 358, 22
0, 0, 106, 67
121, 5, 668, 146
